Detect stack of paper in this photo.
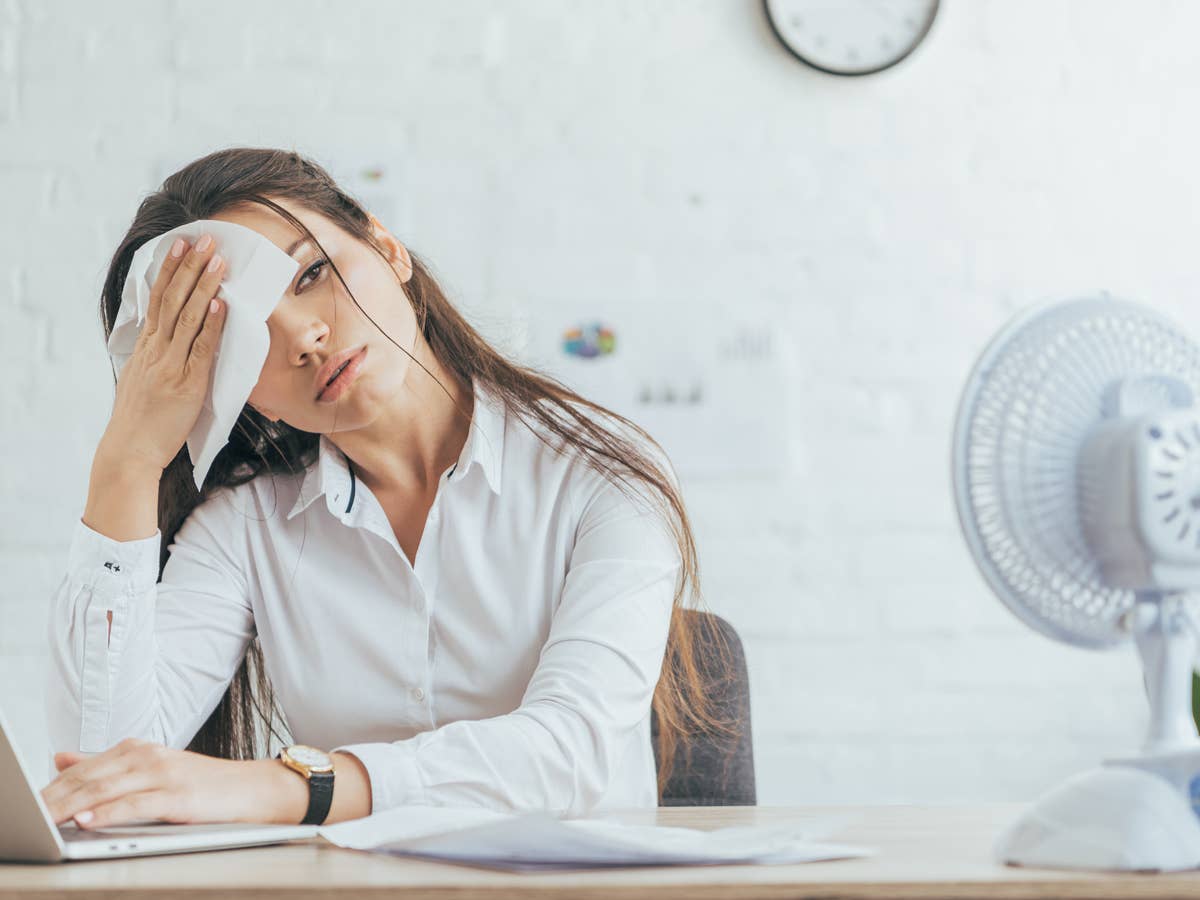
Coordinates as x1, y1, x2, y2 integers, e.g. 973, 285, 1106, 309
318, 806, 871, 871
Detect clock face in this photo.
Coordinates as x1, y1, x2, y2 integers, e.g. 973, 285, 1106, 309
764, 0, 939, 76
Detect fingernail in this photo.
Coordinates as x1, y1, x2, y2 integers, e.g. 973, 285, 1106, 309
206, 254, 222, 273
210, 298, 220, 314
75, 810, 93, 824
170, 238, 186, 258
195, 234, 212, 252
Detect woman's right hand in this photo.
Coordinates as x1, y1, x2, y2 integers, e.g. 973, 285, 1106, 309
101, 233, 228, 475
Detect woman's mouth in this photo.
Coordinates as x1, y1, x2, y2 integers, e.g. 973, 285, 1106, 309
316, 347, 367, 404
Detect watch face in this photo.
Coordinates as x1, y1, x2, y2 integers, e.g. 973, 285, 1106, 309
287, 745, 332, 768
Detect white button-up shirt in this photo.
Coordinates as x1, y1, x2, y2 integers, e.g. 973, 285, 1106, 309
45, 380, 681, 817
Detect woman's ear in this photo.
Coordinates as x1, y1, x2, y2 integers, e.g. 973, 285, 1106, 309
368, 213, 413, 284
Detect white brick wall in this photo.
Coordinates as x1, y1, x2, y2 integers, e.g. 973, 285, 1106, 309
1, 0, 1192, 804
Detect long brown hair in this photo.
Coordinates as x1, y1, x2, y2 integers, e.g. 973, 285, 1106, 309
96, 147, 735, 799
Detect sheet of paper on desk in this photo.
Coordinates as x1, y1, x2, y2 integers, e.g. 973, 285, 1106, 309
318, 805, 509, 849
318, 807, 872, 870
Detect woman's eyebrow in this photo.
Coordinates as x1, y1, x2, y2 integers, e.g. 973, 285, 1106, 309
285, 236, 315, 258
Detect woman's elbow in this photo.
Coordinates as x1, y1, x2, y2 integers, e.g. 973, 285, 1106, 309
515, 702, 624, 817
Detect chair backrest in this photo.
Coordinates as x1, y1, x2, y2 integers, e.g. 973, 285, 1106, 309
650, 611, 756, 806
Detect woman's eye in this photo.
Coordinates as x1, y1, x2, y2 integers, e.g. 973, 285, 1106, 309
296, 258, 327, 292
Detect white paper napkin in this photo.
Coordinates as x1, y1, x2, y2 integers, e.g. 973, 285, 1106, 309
110, 219, 300, 490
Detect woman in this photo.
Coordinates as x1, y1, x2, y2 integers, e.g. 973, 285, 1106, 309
40, 148, 729, 830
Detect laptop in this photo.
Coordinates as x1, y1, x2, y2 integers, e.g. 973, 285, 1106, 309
0, 705, 319, 862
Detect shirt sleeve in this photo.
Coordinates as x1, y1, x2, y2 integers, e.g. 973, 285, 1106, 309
331, 470, 681, 818
44, 487, 257, 764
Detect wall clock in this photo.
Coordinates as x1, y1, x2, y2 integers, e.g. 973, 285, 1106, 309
764, 0, 939, 76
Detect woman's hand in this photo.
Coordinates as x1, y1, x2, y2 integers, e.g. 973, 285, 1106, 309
101, 234, 228, 474
40, 737, 302, 829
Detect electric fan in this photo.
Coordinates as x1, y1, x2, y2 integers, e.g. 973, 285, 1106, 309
953, 295, 1200, 872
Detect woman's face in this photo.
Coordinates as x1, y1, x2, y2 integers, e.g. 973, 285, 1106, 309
209, 198, 418, 434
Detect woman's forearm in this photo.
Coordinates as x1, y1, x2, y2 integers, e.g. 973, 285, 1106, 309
328, 752, 373, 823
241, 751, 372, 825
83, 437, 162, 542
43, 741, 374, 829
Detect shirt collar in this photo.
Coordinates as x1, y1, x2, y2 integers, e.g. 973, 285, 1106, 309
286, 378, 506, 521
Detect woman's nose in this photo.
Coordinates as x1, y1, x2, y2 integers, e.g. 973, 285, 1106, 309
269, 311, 330, 367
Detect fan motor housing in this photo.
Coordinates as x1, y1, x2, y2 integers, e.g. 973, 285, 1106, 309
1080, 410, 1200, 590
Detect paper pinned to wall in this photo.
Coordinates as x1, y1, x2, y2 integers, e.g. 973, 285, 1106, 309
521, 303, 793, 479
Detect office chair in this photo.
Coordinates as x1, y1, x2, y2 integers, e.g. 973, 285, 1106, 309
651, 611, 756, 806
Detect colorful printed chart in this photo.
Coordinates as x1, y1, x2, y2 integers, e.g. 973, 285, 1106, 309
562, 322, 616, 359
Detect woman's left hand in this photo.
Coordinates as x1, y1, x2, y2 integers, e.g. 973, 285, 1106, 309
41, 737, 286, 828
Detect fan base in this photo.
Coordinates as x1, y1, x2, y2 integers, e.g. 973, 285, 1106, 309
998, 759, 1200, 871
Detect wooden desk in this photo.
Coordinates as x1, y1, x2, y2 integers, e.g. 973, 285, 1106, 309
1, 804, 1198, 899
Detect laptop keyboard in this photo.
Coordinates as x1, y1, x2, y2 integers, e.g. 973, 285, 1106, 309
59, 825, 161, 842
59, 821, 293, 842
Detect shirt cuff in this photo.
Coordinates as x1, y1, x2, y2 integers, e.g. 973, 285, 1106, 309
330, 740, 425, 814
68, 517, 161, 599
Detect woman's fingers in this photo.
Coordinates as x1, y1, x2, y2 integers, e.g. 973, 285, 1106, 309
181, 292, 226, 382
41, 739, 165, 825
143, 237, 189, 338
74, 789, 179, 830
164, 250, 225, 371
53, 750, 86, 771
156, 235, 217, 348
62, 768, 162, 827
46, 766, 150, 825
42, 745, 121, 813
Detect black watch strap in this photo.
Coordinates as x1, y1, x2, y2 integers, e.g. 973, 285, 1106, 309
302, 769, 334, 826
276, 751, 335, 826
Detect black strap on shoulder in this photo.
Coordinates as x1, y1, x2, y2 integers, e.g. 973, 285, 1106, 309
342, 453, 357, 513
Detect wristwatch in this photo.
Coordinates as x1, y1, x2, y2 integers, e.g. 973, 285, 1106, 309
275, 744, 335, 826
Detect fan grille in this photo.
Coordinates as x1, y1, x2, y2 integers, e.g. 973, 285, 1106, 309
954, 297, 1200, 647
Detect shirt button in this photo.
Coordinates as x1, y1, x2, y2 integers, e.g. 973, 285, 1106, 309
412, 687, 425, 701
